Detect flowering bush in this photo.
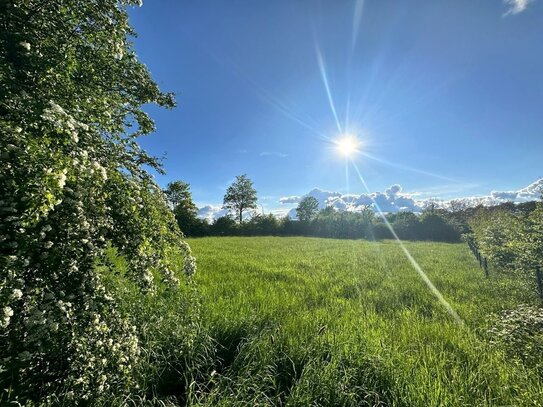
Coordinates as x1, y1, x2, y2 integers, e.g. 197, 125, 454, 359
0, 1, 197, 404
488, 304, 543, 373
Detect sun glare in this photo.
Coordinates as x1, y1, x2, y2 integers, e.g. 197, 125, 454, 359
336, 135, 360, 157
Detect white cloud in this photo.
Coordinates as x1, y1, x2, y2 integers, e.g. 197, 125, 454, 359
197, 205, 264, 223
385, 184, 402, 197
287, 208, 298, 219
259, 151, 287, 158
270, 208, 291, 218
419, 178, 543, 210
280, 186, 421, 216
279, 195, 302, 204
278, 178, 542, 218
197, 205, 229, 223
198, 178, 542, 222
304, 188, 342, 208
490, 191, 518, 200
503, 0, 535, 15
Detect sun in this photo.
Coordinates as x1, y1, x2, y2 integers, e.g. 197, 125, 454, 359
335, 135, 361, 157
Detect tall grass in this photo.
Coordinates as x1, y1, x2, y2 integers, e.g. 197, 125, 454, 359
188, 237, 542, 406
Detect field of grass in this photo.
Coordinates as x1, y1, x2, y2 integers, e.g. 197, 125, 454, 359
187, 237, 542, 406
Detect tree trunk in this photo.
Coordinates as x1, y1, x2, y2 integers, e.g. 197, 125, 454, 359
239, 207, 243, 223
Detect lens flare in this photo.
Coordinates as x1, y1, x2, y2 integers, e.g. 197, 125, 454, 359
315, 44, 342, 133
349, 159, 464, 326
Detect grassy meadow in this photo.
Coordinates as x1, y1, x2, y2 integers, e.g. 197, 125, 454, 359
187, 237, 542, 406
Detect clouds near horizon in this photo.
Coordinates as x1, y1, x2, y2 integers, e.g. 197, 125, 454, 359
197, 178, 542, 222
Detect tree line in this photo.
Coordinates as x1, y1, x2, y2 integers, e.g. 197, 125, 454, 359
164, 176, 463, 242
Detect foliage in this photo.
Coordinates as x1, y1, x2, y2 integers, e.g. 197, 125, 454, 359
211, 216, 238, 236
222, 174, 258, 223
296, 196, 319, 223
468, 203, 543, 349
164, 180, 203, 237
488, 304, 543, 374
196, 207, 462, 242
469, 202, 543, 280
0, 1, 196, 404
242, 213, 282, 236
384, 212, 419, 240
100, 248, 213, 406
469, 208, 522, 270
312, 208, 375, 239
165, 180, 197, 213
418, 212, 462, 242
515, 204, 543, 272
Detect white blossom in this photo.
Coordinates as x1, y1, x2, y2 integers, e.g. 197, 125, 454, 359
19, 41, 31, 51
2, 307, 14, 328
58, 171, 67, 189
11, 289, 23, 300
184, 255, 197, 276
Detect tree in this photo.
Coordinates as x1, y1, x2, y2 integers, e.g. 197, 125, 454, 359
0, 1, 196, 403
296, 196, 319, 222
165, 181, 200, 236
212, 215, 238, 235
448, 199, 468, 213
243, 213, 280, 236
389, 212, 421, 240
223, 174, 257, 223
419, 213, 461, 242
164, 180, 196, 211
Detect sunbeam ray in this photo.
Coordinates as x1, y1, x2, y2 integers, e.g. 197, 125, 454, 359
350, 159, 464, 326
241, 76, 331, 140
315, 43, 343, 133
345, 159, 350, 196
358, 151, 461, 183
254, 86, 329, 139
345, 91, 352, 133
351, 0, 365, 54
346, 0, 365, 131
192, 39, 327, 140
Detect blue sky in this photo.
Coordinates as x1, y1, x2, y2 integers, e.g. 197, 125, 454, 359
129, 0, 543, 212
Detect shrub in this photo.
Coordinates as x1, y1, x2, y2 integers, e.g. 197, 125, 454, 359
212, 216, 239, 236
488, 304, 543, 373
388, 212, 421, 240
469, 209, 521, 270
0, 1, 197, 404
419, 213, 461, 242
